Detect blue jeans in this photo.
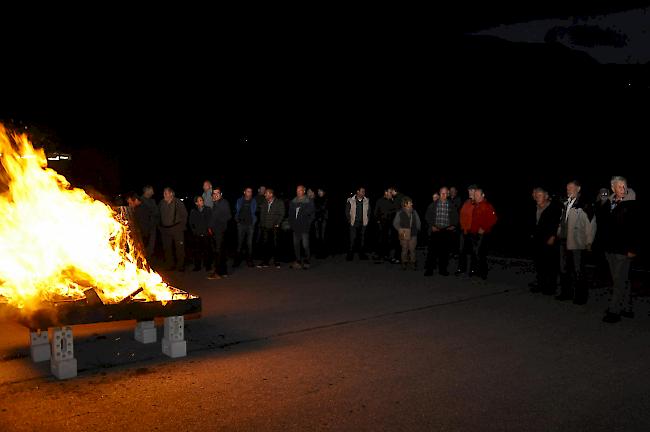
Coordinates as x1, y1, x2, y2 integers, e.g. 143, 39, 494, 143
293, 232, 310, 262
237, 224, 254, 259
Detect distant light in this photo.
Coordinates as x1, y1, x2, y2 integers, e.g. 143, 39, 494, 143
47, 156, 60, 161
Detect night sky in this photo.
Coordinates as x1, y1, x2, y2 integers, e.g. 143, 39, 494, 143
2, 2, 648, 256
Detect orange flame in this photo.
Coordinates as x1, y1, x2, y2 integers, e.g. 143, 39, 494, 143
0, 124, 177, 308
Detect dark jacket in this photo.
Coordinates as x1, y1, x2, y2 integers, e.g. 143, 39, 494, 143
531, 201, 562, 244
599, 195, 640, 255
425, 199, 459, 229
189, 206, 212, 236
375, 196, 396, 223
208, 198, 232, 234
159, 198, 188, 233
288, 197, 315, 234
314, 196, 329, 221
259, 198, 286, 229
140, 197, 159, 232
235, 197, 257, 225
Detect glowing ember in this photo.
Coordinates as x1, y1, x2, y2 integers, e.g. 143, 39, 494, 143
0, 124, 178, 308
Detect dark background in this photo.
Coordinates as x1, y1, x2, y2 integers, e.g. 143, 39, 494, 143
2, 1, 649, 258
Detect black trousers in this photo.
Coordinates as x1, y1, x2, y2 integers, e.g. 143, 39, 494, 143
426, 229, 454, 272
349, 225, 367, 255
261, 227, 280, 264
376, 221, 394, 259
559, 240, 587, 301
471, 233, 490, 278
211, 230, 228, 275
192, 234, 212, 270
533, 240, 559, 294
457, 232, 476, 274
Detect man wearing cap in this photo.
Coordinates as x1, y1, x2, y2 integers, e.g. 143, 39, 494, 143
469, 187, 498, 280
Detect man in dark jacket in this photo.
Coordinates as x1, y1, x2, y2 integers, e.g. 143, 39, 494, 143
313, 188, 329, 258
140, 185, 159, 259
158, 187, 188, 271
374, 189, 397, 263
258, 188, 286, 268
234, 187, 257, 267
207, 188, 232, 279
600, 177, 639, 323
189, 196, 212, 272
530, 187, 562, 295
288, 185, 316, 269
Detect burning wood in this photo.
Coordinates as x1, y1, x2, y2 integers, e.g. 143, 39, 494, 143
0, 124, 192, 310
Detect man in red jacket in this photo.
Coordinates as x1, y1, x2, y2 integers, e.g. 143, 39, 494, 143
469, 187, 498, 279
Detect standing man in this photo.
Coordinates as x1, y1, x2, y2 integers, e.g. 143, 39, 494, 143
234, 187, 257, 267
258, 188, 286, 268
189, 196, 212, 272
530, 187, 562, 295
601, 176, 639, 323
159, 187, 188, 271
289, 185, 315, 269
313, 188, 330, 258
456, 184, 477, 276
346, 187, 371, 261
202, 180, 214, 208
556, 180, 594, 304
374, 188, 396, 263
207, 188, 232, 279
140, 185, 159, 259
393, 197, 422, 270
424, 187, 459, 276
469, 187, 498, 280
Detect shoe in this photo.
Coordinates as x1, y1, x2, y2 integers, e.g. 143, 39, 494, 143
246, 260, 254, 267
439, 270, 449, 276
232, 260, 241, 268
290, 261, 302, 269
193, 267, 201, 272
207, 273, 222, 280
401, 264, 407, 271
346, 253, 353, 261
621, 310, 634, 319
390, 258, 400, 264
275, 264, 281, 269
424, 269, 433, 277
602, 312, 621, 323
302, 261, 311, 269
454, 269, 464, 276
359, 253, 369, 260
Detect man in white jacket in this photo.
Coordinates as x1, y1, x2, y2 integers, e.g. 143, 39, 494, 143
556, 180, 595, 304
346, 187, 371, 261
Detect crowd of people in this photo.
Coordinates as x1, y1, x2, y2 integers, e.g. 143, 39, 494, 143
122, 175, 639, 324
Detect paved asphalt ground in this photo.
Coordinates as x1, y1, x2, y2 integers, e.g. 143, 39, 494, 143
1, 254, 650, 431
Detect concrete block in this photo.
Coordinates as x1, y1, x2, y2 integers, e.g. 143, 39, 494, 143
52, 327, 74, 362
30, 330, 50, 362
51, 358, 77, 380
163, 316, 184, 342
162, 338, 186, 358
135, 326, 157, 344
